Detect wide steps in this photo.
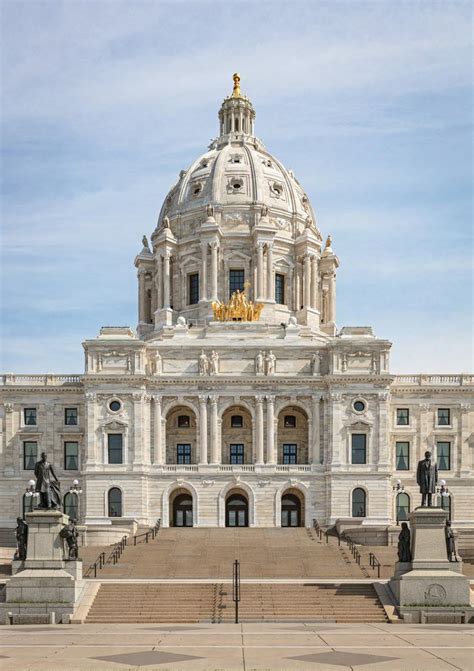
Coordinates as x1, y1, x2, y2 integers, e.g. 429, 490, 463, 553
85, 583, 388, 623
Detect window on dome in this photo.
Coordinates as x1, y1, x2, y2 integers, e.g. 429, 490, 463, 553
230, 178, 244, 191
192, 183, 202, 196
229, 269, 245, 297
275, 273, 285, 304
271, 182, 283, 196
188, 273, 199, 305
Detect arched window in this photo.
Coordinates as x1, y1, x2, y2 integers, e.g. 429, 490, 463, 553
396, 492, 410, 523
64, 492, 78, 520
441, 494, 452, 521
108, 488, 122, 518
352, 488, 366, 517
23, 493, 34, 518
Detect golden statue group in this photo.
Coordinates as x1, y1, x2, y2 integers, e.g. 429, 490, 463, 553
212, 282, 263, 322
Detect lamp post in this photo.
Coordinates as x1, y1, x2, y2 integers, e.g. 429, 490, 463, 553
392, 480, 405, 525
24, 479, 39, 516
436, 479, 450, 515
68, 480, 83, 522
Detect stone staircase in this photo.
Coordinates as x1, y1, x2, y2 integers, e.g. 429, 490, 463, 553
0, 528, 15, 548
85, 582, 388, 623
88, 527, 370, 579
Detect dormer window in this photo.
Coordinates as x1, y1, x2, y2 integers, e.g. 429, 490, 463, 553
230, 154, 242, 164
271, 182, 283, 197
192, 183, 203, 196
263, 158, 272, 168
230, 178, 244, 192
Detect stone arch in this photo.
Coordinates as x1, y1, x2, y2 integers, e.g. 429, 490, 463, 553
274, 481, 310, 527
164, 404, 198, 464
218, 480, 256, 527
277, 404, 309, 464
218, 398, 255, 421
162, 480, 199, 528
221, 404, 253, 465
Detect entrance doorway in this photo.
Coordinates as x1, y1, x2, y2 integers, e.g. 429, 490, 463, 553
281, 493, 301, 527
172, 493, 193, 527
225, 493, 248, 527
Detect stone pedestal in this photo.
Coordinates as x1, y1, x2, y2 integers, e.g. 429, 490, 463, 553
1, 510, 85, 625
388, 507, 473, 623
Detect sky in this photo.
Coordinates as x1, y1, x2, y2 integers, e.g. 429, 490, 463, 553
0, 0, 472, 374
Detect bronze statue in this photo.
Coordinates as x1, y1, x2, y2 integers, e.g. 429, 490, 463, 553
445, 520, 457, 562
14, 517, 28, 561
416, 450, 438, 507
34, 452, 61, 509
60, 519, 79, 560
397, 522, 412, 562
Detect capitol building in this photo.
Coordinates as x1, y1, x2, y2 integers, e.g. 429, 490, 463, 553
1, 75, 473, 545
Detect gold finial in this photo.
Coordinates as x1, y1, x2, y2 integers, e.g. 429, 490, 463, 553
232, 72, 241, 97
325, 234, 332, 249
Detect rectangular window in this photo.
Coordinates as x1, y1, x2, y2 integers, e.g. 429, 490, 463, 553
395, 441, 410, 470
177, 444, 191, 464
24, 408, 37, 426
284, 415, 296, 428
283, 444, 297, 465
351, 434, 367, 464
275, 273, 285, 304
178, 415, 190, 428
65, 408, 78, 425
396, 408, 409, 426
23, 441, 37, 470
231, 415, 243, 428
64, 441, 79, 470
188, 272, 199, 305
437, 441, 451, 470
108, 434, 123, 464
230, 444, 244, 465
437, 408, 450, 426
229, 269, 245, 297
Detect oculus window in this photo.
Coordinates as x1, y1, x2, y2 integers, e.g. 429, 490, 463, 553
230, 444, 244, 465
396, 441, 410, 470
437, 441, 451, 471
177, 444, 191, 464
351, 434, 367, 464
65, 407, 78, 425
275, 273, 285, 305
64, 441, 79, 470
109, 400, 121, 412
283, 444, 297, 465
108, 434, 123, 464
353, 400, 366, 413
396, 408, 409, 426
229, 269, 245, 297
188, 273, 199, 305
437, 408, 450, 426
24, 408, 37, 426
23, 441, 37, 470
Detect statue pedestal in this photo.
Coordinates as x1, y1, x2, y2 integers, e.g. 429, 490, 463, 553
1, 510, 85, 625
388, 508, 473, 623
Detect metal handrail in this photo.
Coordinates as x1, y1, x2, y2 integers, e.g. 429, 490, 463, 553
85, 535, 127, 578
133, 518, 161, 546
232, 559, 241, 624
369, 552, 381, 578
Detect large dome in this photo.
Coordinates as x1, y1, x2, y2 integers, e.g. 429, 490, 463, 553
154, 74, 320, 242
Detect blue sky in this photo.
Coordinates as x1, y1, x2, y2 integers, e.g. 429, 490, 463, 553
1, 0, 472, 373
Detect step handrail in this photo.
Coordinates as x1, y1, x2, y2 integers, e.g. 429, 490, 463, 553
133, 518, 161, 546
85, 535, 127, 578
368, 551, 381, 578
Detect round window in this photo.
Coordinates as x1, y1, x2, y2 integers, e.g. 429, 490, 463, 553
109, 400, 121, 412
353, 400, 365, 413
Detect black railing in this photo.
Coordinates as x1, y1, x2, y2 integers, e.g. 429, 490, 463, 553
133, 518, 161, 546
232, 559, 241, 624
85, 535, 127, 578
369, 552, 381, 578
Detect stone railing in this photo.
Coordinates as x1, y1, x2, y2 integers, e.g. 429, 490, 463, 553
218, 465, 256, 472
393, 375, 473, 386
275, 465, 312, 472
0, 374, 82, 386
163, 465, 199, 472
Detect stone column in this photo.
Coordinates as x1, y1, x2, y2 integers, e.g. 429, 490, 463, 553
311, 395, 320, 465
133, 393, 144, 465
310, 255, 317, 309
255, 396, 264, 465
200, 243, 208, 301
460, 404, 472, 476
199, 395, 208, 465
266, 243, 274, 301
295, 260, 301, 310
328, 272, 336, 322
152, 395, 163, 465
303, 254, 311, 309
210, 242, 219, 301
256, 242, 264, 300
138, 268, 147, 323
85, 393, 97, 466
210, 395, 220, 464
163, 252, 171, 309
266, 395, 275, 464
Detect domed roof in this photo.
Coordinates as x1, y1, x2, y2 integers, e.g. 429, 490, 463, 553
154, 75, 319, 239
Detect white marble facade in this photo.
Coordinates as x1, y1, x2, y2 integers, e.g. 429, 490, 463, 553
1, 78, 473, 540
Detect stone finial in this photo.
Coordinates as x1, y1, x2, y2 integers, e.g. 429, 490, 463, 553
325, 235, 332, 250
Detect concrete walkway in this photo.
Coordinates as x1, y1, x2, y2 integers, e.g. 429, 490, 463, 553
0, 622, 472, 670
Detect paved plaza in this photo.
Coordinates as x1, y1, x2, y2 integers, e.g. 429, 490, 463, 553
0, 622, 472, 670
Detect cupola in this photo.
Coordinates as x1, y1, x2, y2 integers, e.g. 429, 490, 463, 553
218, 73, 256, 140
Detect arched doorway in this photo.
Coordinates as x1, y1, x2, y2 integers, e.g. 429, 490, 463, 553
172, 492, 193, 527
225, 492, 249, 527
281, 493, 302, 527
